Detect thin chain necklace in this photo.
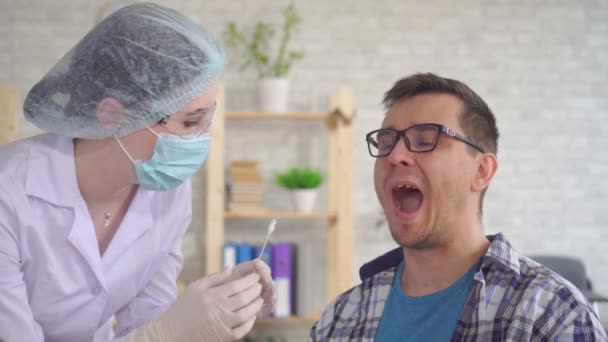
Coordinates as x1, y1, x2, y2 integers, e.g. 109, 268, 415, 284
101, 185, 137, 228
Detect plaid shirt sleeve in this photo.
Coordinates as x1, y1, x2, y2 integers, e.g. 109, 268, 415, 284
551, 303, 607, 341
451, 234, 607, 341
454, 274, 608, 341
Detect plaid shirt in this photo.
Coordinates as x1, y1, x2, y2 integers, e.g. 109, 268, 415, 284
310, 234, 607, 341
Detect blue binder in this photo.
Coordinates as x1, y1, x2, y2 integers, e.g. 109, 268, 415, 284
253, 244, 273, 268
236, 243, 253, 264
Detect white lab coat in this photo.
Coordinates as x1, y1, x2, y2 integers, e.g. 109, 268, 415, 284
0, 133, 192, 341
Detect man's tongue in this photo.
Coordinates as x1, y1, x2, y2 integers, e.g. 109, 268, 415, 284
394, 188, 423, 214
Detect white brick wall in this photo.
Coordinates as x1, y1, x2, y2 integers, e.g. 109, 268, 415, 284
3, 0, 608, 336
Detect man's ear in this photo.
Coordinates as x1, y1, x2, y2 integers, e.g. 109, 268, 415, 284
96, 98, 127, 129
471, 153, 498, 193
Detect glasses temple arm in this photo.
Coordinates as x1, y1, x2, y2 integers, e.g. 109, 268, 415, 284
451, 133, 485, 153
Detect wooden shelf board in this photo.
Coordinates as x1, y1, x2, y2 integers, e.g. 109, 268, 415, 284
225, 210, 335, 219
226, 112, 330, 120
256, 315, 320, 324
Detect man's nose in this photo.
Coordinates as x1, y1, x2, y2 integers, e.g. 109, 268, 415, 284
386, 136, 416, 167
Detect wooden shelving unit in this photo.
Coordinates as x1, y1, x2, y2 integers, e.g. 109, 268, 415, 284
0, 82, 18, 144
225, 210, 336, 220
256, 314, 321, 325
203, 85, 354, 320
225, 111, 330, 120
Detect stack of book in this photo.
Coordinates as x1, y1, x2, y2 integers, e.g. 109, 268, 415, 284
228, 160, 263, 211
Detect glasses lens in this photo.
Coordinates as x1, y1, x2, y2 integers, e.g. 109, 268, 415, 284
368, 129, 397, 156
406, 125, 439, 152
163, 107, 216, 138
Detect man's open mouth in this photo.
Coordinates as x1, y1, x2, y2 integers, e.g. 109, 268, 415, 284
391, 183, 423, 216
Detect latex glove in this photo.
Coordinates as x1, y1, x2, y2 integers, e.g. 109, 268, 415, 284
128, 267, 263, 342
226, 259, 276, 317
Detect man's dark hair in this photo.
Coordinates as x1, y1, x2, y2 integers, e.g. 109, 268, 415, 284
383, 73, 499, 215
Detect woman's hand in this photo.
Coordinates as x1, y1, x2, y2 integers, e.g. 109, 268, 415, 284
128, 266, 264, 342
225, 259, 276, 318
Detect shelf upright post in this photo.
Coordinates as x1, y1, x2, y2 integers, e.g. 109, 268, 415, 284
326, 85, 355, 302
204, 86, 226, 274
0, 82, 18, 144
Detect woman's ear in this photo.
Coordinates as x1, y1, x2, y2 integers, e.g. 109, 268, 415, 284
471, 153, 498, 193
96, 98, 127, 129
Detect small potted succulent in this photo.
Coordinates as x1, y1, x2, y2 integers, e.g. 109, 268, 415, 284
224, 2, 304, 112
275, 167, 323, 213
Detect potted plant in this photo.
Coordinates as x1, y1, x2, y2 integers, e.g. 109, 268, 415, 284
224, 2, 304, 112
275, 167, 323, 213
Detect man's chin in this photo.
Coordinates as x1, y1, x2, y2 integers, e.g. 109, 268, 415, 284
390, 228, 436, 250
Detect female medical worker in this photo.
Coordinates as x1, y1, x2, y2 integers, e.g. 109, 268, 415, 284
0, 3, 274, 342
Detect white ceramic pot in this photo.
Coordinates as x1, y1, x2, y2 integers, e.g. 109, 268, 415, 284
290, 188, 318, 213
257, 77, 289, 112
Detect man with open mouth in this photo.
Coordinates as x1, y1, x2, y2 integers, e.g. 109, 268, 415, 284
309, 73, 607, 341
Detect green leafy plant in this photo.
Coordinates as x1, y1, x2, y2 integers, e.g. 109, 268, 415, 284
275, 167, 324, 190
224, 2, 304, 78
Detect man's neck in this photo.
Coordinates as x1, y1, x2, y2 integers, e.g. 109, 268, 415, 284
401, 226, 490, 297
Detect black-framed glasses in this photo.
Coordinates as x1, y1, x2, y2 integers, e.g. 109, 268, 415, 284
365, 123, 485, 157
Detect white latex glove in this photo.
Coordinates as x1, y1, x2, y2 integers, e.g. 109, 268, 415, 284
225, 259, 276, 318
128, 267, 263, 342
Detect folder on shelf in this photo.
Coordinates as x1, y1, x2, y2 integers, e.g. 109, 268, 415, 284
296, 240, 317, 317
253, 244, 273, 268
223, 242, 237, 269
254, 244, 274, 318
272, 243, 295, 317
236, 243, 254, 264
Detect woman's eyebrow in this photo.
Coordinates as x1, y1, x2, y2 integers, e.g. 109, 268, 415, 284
187, 102, 217, 116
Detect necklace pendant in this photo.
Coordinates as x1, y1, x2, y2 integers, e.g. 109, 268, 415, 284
104, 212, 111, 227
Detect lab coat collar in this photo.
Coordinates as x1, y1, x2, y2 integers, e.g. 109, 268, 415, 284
24, 134, 156, 280
25, 134, 79, 207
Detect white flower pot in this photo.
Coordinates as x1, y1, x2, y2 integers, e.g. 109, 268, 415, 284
290, 189, 318, 213
257, 77, 289, 112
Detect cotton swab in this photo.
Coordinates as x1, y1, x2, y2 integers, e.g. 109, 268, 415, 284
257, 219, 277, 260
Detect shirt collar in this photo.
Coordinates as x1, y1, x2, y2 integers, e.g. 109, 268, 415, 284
479, 233, 521, 275
360, 233, 521, 281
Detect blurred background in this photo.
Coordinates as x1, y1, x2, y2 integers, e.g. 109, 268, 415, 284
1, 0, 607, 340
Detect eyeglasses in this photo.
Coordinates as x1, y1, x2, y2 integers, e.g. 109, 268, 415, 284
365, 123, 485, 157
157, 103, 217, 138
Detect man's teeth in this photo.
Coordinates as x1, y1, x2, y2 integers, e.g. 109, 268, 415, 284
397, 184, 417, 190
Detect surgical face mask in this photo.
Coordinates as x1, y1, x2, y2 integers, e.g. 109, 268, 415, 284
116, 128, 211, 191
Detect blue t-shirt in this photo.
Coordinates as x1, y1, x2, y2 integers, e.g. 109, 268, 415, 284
375, 261, 476, 341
